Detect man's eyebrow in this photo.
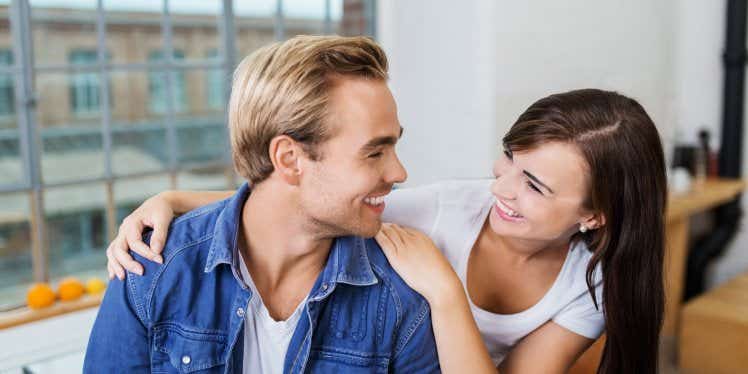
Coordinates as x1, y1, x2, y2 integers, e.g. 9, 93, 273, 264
523, 170, 554, 194
361, 126, 404, 151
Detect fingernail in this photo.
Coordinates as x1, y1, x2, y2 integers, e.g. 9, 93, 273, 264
153, 255, 163, 264
136, 268, 144, 276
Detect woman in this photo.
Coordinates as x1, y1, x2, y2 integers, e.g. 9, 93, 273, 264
106, 89, 666, 373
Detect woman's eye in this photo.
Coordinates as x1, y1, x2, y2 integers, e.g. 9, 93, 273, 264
369, 152, 383, 158
527, 181, 542, 194
503, 150, 513, 160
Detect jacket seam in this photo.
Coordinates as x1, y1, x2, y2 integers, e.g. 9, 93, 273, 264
393, 298, 430, 359
141, 233, 215, 323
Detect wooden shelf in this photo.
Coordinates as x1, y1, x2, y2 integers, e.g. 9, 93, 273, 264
667, 178, 746, 222
0, 293, 103, 330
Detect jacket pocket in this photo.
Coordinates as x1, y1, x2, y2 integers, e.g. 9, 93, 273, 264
152, 323, 228, 373
306, 347, 390, 374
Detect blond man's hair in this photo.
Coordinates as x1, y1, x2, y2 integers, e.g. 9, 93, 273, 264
228, 35, 389, 184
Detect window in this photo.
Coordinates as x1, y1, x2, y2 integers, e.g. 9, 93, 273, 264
0, 49, 14, 117
0, 0, 377, 311
148, 50, 186, 114
69, 50, 101, 114
206, 49, 224, 110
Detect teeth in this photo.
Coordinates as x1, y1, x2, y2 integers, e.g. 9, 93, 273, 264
496, 199, 521, 218
364, 195, 386, 205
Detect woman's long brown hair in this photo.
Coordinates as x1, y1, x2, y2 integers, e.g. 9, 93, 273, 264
503, 89, 667, 373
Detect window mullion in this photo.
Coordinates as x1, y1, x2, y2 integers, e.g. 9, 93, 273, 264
12, 0, 48, 283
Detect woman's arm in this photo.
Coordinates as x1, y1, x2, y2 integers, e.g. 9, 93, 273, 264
376, 224, 496, 374
162, 190, 235, 215
499, 321, 594, 373
106, 190, 234, 280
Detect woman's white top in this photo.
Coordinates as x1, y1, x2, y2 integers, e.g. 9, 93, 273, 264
383, 179, 604, 365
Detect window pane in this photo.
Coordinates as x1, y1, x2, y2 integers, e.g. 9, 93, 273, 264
69, 50, 101, 115
284, 0, 326, 36
45, 183, 107, 281
103, 0, 163, 64
0, 49, 14, 116
205, 50, 226, 110
114, 175, 170, 222
176, 116, 227, 165
178, 166, 230, 191
31, 0, 98, 67
177, 67, 227, 165
335, 0, 375, 36
110, 71, 169, 175
0, 192, 32, 310
36, 73, 104, 183
235, 1, 276, 58
0, 46, 22, 187
169, 1, 222, 63
234, 0, 276, 18
148, 50, 187, 114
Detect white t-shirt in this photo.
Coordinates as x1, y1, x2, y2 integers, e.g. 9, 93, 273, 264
237, 253, 307, 374
383, 179, 605, 365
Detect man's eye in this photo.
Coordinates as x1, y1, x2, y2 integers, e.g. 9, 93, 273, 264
369, 152, 383, 158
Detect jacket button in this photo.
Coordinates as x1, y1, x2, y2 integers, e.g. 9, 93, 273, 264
182, 355, 191, 365
237, 307, 245, 318
321, 283, 329, 291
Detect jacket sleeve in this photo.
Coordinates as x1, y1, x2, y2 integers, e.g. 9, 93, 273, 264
390, 299, 441, 373
83, 273, 151, 373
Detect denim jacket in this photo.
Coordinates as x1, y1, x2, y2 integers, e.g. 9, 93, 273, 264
84, 183, 440, 373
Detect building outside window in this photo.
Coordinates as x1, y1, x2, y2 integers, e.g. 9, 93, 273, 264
69, 50, 101, 115
148, 49, 186, 114
206, 49, 224, 111
0, 0, 376, 317
0, 49, 14, 118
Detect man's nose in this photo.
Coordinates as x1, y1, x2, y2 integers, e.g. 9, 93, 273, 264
386, 154, 408, 184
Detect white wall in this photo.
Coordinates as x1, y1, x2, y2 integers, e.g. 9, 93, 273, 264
377, 0, 498, 186
492, 1, 679, 154
379, 0, 680, 183
378, 0, 748, 288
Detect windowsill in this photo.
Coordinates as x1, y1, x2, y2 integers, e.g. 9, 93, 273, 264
0, 293, 103, 330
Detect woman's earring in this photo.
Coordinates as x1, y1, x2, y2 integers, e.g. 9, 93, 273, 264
579, 224, 588, 233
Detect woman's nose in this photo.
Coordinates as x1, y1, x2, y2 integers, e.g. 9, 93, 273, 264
491, 174, 518, 200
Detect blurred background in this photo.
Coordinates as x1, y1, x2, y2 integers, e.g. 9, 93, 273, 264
0, 0, 746, 373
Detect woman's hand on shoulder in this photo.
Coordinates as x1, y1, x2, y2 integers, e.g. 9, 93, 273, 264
375, 223, 462, 306
106, 192, 176, 280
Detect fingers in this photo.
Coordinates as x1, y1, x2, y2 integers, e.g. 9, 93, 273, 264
106, 246, 126, 281
385, 223, 408, 246
147, 216, 169, 255
112, 238, 144, 276
377, 223, 408, 251
124, 220, 163, 264
375, 226, 396, 253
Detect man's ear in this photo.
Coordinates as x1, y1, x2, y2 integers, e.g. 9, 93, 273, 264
268, 135, 303, 185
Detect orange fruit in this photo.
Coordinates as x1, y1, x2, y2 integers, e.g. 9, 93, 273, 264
58, 277, 85, 301
27, 283, 56, 309
85, 277, 107, 294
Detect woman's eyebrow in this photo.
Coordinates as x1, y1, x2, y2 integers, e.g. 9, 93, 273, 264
523, 170, 554, 194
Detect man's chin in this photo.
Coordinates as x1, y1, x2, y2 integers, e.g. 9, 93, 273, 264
350, 221, 382, 238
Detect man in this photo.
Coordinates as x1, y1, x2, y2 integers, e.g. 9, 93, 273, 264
84, 35, 439, 373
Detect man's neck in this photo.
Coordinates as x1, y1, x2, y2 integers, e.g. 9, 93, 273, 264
238, 181, 332, 320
